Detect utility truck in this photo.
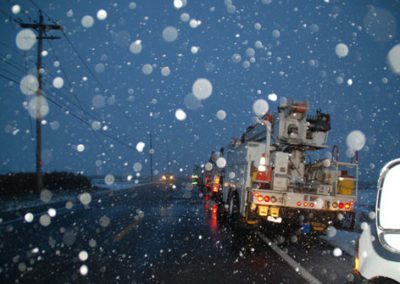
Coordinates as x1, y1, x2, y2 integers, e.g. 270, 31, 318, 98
222, 98, 358, 231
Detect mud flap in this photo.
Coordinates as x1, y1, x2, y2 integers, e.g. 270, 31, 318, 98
301, 222, 311, 234
311, 222, 327, 232
246, 204, 259, 225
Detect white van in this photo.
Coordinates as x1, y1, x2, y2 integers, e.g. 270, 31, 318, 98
354, 159, 400, 282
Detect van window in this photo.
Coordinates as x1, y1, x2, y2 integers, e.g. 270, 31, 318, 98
379, 164, 400, 230
378, 162, 400, 252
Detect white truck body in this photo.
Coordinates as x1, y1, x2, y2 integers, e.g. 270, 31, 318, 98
222, 141, 267, 214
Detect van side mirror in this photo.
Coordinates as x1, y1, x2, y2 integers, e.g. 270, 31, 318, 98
376, 158, 400, 253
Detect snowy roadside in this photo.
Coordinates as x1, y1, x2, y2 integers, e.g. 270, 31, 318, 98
0, 181, 143, 213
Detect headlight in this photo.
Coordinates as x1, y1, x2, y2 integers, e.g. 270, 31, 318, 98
170, 176, 174, 180
162, 176, 166, 180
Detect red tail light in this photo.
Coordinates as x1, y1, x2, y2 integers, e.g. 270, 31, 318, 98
338, 202, 344, 209
310, 203, 314, 208
297, 201, 301, 206
264, 195, 270, 202
212, 205, 218, 214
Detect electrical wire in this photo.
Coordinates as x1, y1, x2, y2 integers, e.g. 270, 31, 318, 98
60, 30, 136, 122
1, 55, 26, 73
44, 38, 113, 157
24, 0, 137, 134
0, 3, 137, 153
0, 71, 135, 150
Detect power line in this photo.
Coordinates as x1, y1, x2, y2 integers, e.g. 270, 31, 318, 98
28, 0, 58, 25
44, 38, 114, 157
0, 66, 20, 79
0, 7, 13, 20
41, 43, 113, 157
1, 55, 27, 73
60, 30, 136, 122
45, 38, 100, 121
0, 61, 129, 147
0, 71, 135, 151
61, 31, 107, 91
24, 0, 137, 140
44, 92, 134, 149
2, 5, 137, 155
0, 41, 22, 54
0, 72, 18, 84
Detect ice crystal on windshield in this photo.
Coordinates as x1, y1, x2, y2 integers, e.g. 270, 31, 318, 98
175, 109, 187, 121
96, 9, 107, 21
346, 130, 366, 152
335, 43, 349, 58
252, 99, 269, 116
216, 110, 226, 120
52, 77, 64, 89
15, 29, 36, 50
81, 15, 94, 28
192, 79, 213, 100
11, 4, 20, 15
387, 44, 400, 75
79, 192, 92, 205
24, 212, 34, 223
20, 75, 38, 96
162, 26, 178, 42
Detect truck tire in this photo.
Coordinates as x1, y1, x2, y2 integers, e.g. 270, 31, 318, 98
349, 211, 356, 230
217, 200, 228, 220
335, 211, 356, 231
228, 192, 242, 228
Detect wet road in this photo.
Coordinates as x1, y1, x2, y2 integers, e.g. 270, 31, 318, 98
0, 183, 354, 283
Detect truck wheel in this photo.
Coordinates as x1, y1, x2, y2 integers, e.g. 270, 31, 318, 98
349, 212, 356, 230
217, 201, 227, 220
335, 212, 356, 231
228, 193, 241, 227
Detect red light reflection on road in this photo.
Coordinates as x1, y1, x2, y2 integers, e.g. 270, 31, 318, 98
210, 204, 218, 232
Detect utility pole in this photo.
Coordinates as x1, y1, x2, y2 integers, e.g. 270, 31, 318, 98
18, 10, 62, 192
149, 133, 153, 182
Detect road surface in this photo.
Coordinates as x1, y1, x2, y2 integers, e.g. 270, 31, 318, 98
0, 183, 355, 283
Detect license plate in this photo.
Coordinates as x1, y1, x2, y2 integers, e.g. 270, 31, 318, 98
270, 207, 280, 217
258, 206, 268, 217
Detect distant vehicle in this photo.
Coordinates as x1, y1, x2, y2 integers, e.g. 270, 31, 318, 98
202, 150, 224, 201
221, 98, 358, 230
160, 173, 175, 186
191, 164, 203, 187
191, 174, 199, 186
354, 158, 400, 283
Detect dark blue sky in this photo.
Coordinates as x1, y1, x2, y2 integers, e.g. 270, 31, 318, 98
0, 0, 399, 181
